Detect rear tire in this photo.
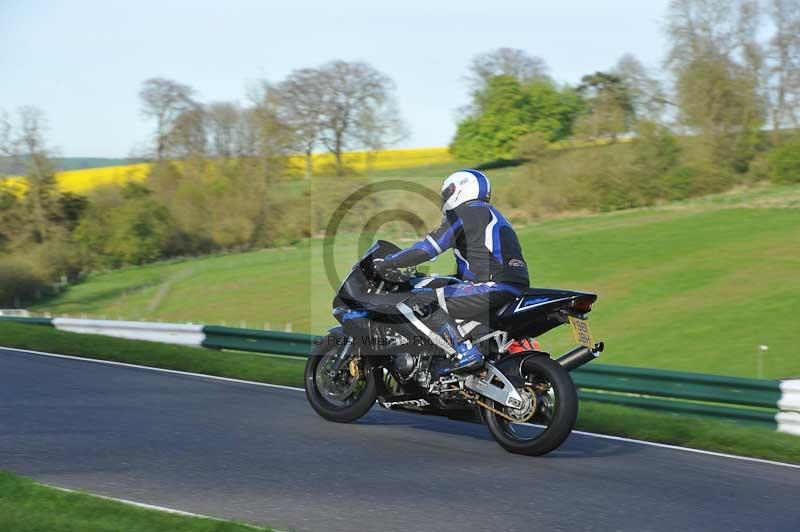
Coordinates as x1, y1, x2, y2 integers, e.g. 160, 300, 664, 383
304, 337, 378, 423
484, 355, 578, 456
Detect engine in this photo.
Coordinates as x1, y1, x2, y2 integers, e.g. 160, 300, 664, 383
391, 353, 417, 379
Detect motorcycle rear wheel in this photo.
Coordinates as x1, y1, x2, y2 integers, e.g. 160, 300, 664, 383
484, 355, 578, 456
304, 336, 378, 423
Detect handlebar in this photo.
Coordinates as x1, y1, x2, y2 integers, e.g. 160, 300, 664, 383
375, 266, 415, 284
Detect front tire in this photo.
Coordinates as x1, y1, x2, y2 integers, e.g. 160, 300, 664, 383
304, 337, 378, 423
484, 355, 578, 456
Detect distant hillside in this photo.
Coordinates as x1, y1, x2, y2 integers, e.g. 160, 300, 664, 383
52, 157, 148, 171
0, 157, 147, 175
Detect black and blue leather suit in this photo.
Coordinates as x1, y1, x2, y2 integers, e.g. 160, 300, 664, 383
382, 199, 530, 335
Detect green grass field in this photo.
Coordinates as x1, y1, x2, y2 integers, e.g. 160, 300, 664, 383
0, 469, 270, 532
2, 322, 799, 464
30, 183, 800, 379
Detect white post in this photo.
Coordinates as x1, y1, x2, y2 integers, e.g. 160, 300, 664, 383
757, 345, 769, 379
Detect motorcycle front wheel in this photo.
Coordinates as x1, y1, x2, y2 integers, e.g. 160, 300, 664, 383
484, 355, 578, 456
304, 336, 378, 423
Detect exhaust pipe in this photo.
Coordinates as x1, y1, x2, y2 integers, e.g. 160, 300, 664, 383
556, 342, 603, 372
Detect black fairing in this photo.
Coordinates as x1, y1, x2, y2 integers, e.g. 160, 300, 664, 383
335, 240, 401, 308
493, 288, 597, 339
332, 239, 597, 342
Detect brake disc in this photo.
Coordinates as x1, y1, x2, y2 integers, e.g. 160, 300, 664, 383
316, 353, 360, 401
505, 386, 537, 422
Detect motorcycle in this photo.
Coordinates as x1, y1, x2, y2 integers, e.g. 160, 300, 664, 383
305, 240, 603, 455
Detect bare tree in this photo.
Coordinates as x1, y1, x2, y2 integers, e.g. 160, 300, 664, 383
768, 0, 800, 130
139, 77, 196, 160
270, 72, 326, 178
613, 54, 670, 123
0, 110, 11, 157
0, 110, 14, 177
316, 61, 405, 175
665, 0, 761, 69
7, 107, 59, 243
665, 0, 765, 171
205, 102, 242, 158
467, 47, 549, 90
166, 105, 207, 160
245, 82, 294, 178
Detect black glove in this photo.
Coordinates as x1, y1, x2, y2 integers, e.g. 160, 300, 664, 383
372, 257, 390, 277
373, 257, 406, 282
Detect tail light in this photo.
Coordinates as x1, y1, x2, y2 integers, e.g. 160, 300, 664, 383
573, 296, 595, 313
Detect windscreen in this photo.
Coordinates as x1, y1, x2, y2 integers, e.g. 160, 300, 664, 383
336, 240, 401, 306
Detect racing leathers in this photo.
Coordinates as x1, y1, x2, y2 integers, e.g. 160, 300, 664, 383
378, 199, 530, 375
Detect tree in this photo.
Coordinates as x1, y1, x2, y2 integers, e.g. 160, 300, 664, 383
0, 109, 11, 163
576, 72, 635, 141
205, 102, 241, 158
139, 78, 197, 160
613, 54, 669, 123
245, 85, 293, 178
665, 0, 765, 172
467, 48, 549, 91
0, 186, 22, 251
666, 0, 761, 69
316, 61, 405, 175
451, 76, 583, 162
166, 105, 207, 160
270, 72, 325, 177
4, 107, 63, 245
678, 54, 763, 171
767, 0, 800, 131
271, 62, 404, 177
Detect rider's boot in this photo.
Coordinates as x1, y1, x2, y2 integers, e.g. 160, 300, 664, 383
435, 321, 483, 377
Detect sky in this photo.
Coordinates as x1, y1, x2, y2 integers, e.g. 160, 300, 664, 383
1, 0, 671, 158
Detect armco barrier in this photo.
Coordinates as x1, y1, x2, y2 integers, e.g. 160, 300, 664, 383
1, 316, 797, 434
201, 326, 316, 357
52, 318, 206, 347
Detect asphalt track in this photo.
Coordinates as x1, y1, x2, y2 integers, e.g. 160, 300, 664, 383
1, 347, 799, 532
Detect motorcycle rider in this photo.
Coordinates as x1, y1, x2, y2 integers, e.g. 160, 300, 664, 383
373, 169, 529, 376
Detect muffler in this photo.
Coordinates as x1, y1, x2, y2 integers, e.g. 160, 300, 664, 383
556, 342, 603, 372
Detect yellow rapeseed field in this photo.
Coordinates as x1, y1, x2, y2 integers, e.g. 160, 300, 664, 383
1, 147, 454, 195
284, 146, 453, 176
56, 163, 152, 193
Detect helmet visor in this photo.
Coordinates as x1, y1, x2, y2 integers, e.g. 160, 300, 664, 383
441, 182, 457, 207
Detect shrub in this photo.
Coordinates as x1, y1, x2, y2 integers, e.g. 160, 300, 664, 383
768, 137, 800, 183
75, 184, 173, 267
0, 255, 49, 307
513, 132, 550, 163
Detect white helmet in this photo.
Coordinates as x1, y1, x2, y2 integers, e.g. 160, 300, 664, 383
441, 169, 491, 212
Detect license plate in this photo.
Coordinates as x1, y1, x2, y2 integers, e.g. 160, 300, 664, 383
568, 315, 595, 348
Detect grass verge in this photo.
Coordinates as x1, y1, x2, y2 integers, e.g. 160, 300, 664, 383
1, 322, 799, 465
576, 402, 800, 464
0, 470, 269, 532
0, 321, 305, 388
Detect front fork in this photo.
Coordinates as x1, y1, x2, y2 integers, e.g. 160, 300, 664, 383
329, 340, 354, 377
